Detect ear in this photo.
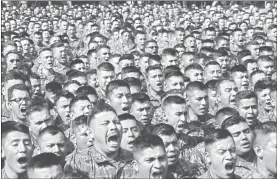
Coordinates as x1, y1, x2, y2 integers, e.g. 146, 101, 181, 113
253, 144, 263, 158
106, 99, 111, 105
2, 87, 6, 97
204, 151, 211, 165
1, 146, 5, 159
132, 160, 139, 172
7, 101, 12, 111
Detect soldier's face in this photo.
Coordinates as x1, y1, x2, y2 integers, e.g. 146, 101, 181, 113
147, 69, 163, 92
89, 111, 122, 154
135, 146, 168, 179
218, 81, 238, 108
120, 119, 141, 152
256, 88, 273, 112
232, 72, 249, 91
206, 136, 237, 179
164, 103, 186, 134
3, 131, 34, 175
237, 98, 258, 128
160, 134, 180, 166
98, 70, 115, 91
108, 87, 132, 115
130, 101, 151, 126
165, 76, 184, 91
226, 122, 254, 156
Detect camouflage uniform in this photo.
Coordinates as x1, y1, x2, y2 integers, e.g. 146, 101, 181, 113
167, 158, 201, 179
234, 155, 256, 178
64, 146, 137, 179
151, 106, 166, 125
198, 169, 241, 179
257, 106, 275, 123
188, 142, 208, 175
53, 61, 70, 76
245, 164, 267, 179
35, 67, 66, 91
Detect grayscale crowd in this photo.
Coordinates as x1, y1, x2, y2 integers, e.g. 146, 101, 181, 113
1, 1, 277, 179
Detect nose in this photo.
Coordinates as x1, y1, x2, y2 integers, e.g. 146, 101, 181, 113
18, 142, 27, 153
127, 129, 135, 138
122, 95, 128, 103
52, 145, 60, 153
153, 159, 163, 169
83, 106, 91, 115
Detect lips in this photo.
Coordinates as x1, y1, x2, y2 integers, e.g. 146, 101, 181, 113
107, 133, 119, 147
241, 141, 250, 148
229, 98, 236, 105
152, 171, 163, 179
17, 156, 28, 167
122, 106, 129, 112
225, 162, 235, 173
20, 106, 27, 114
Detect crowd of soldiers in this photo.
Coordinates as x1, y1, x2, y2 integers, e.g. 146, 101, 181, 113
1, 1, 277, 179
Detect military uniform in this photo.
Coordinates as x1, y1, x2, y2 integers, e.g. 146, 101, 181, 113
189, 142, 208, 175
257, 106, 275, 123
198, 169, 241, 179
53, 61, 70, 76
1, 169, 9, 179
64, 146, 137, 179
235, 155, 256, 178
35, 67, 66, 91
245, 164, 268, 179
167, 158, 201, 179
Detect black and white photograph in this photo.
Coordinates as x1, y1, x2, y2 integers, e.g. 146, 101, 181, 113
1, 1, 277, 178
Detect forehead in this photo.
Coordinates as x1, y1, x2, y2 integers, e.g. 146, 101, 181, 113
40, 132, 66, 142
111, 86, 130, 94
4, 131, 30, 142
12, 89, 29, 97
160, 134, 177, 142
41, 50, 53, 56
74, 99, 91, 106
6, 53, 20, 59
148, 69, 162, 75
92, 111, 117, 123
220, 81, 235, 88
137, 146, 166, 158
227, 122, 249, 133
210, 136, 235, 151
57, 97, 71, 104
121, 119, 138, 127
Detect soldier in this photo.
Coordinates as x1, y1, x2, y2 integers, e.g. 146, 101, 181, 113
1, 121, 34, 179
65, 103, 135, 178
198, 128, 240, 179
247, 121, 276, 179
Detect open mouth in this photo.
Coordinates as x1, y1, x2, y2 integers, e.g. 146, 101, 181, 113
107, 134, 119, 146
17, 156, 28, 165
152, 171, 163, 179
20, 107, 27, 114
241, 141, 250, 148
128, 140, 134, 145
156, 82, 162, 87
242, 84, 248, 88
230, 98, 236, 105
122, 106, 129, 112
225, 162, 235, 171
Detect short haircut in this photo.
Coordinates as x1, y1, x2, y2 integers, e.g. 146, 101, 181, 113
63, 80, 81, 89
76, 86, 97, 96
186, 81, 206, 94
148, 123, 176, 137
205, 80, 218, 90
121, 66, 140, 78
185, 63, 203, 74
133, 134, 165, 157
28, 153, 63, 171
164, 70, 184, 82
204, 61, 220, 70
131, 92, 150, 104
243, 59, 257, 67
221, 115, 247, 129
72, 115, 88, 132
204, 128, 233, 148
245, 40, 260, 50
124, 77, 142, 88
50, 41, 64, 49
70, 59, 84, 69
7, 84, 30, 101
26, 98, 50, 119
87, 102, 116, 125
2, 121, 30, 141
145, 65, 162, 77
163, 65, 181, 75
29, 73, 40, 80
235, 90, 257, 106
259, 46, 273, 55
254, 80, 271, 93
105, 80, 130, 98
54, 90, 74, 105
257, 55, 274, 64
254, 121, 277, 146
212, 48, 229, 60
237, 50, 251, 63
250, 70, 265, 82
230, 64, 248, 75
67, 71, 87, 81
4, 70, 24, 84
38, 125, 65, 139
215, 79, 235, 93
215, 107, 240, 127
118, 113, 137, 122
45, 81, 62, 93
161, 48, 178, 59
69, 94, 90, 110
119, 54, 134, 62
97, 62, 115, 71
162, 95, 185, 108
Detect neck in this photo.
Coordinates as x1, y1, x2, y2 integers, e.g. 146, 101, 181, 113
149, 87, 162, 100
4, 164, 26, 179
188, 108, 199, 122
238, 150, 255, 162
256, 159, 276, 178
94, 144, 119, 160
41, 67, 52, 75
11, 114, 27, 124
